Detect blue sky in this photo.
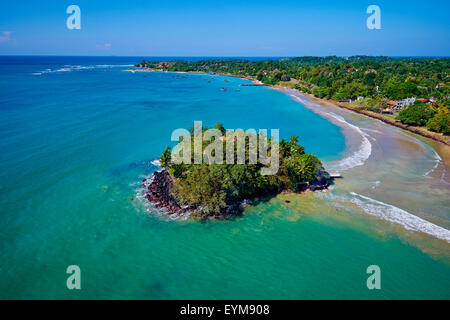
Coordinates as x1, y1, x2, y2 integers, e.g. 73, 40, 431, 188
0, 0, 449, 56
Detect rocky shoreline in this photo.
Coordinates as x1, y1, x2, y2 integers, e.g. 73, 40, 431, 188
141, 169, 249, 218
142, 168, 333, 218
142, 169, 192, 216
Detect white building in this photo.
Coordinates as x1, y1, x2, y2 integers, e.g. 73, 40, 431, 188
396, 97, 416, 109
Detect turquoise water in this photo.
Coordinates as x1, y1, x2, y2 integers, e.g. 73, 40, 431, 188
0, 57, 449, 299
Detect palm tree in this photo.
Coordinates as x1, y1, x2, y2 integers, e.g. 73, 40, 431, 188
160, 146, 171, 168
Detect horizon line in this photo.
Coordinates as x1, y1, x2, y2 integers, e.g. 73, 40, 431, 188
1, 54, 449, 58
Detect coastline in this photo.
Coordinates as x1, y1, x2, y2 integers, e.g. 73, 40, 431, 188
275, 87, 450, 245
285, 88, 450, 146
3, 57, 450, 299
135, 71, 450, 245
134, 67, 450, 177
139, 68, 449, 147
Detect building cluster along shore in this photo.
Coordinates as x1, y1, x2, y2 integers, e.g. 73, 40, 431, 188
303, 92, 450, 146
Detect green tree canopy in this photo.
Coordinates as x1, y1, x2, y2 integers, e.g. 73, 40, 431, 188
397, 102, 436, 126
158, 124, 325, 215
426, 113, 450, 134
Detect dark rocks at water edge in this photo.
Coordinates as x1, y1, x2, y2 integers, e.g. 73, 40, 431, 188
142, 169, 191, 216
309, 167, 332, 191
141, 167, 337, 218
296, 167, 333, 191
142, 169, 244, 218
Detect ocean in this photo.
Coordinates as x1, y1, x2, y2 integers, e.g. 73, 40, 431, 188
0, 56, 449, 299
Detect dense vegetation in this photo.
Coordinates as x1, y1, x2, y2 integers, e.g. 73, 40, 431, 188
426, 113, 450, 134
137, 57, 450, 134
159, 123, 328, 215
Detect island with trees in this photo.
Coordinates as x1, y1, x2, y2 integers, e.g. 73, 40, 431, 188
142, 123, 332, 218
135, 57, 450, 142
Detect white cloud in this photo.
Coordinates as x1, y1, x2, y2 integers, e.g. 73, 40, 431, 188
96, 43, 112, 49
0, 31, 12, 43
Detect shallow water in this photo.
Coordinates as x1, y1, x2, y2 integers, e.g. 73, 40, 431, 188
0, 57, 449, 299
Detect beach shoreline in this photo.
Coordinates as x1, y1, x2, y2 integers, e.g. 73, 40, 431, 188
138, 67, 449, 147
271, 85, 450, 246
135, 69, 450, 244
272, 86, 450, 170
134, 67, 450, 179
279, 86, 450, 146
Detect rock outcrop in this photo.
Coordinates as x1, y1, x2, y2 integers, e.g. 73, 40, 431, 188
142, 169, 191, 215
142, 167, 335, 218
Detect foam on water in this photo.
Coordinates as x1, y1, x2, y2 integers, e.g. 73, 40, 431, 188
292, 90, 441, 178
151, 159, 161, 167
35, 64, 133, 75
290, 91, 442, 178
361, 128, 383, 134
287, 90, 450, 242
94, 64, 134, 68
287, 93, 372, 172
324, 112, 372, 171
344, 192, 450, 242
424, 149, 442, 176
135, 172, 191, 221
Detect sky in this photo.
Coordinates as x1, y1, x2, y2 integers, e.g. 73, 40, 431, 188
0, 0, 449, 56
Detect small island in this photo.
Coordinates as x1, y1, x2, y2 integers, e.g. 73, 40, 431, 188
142, 123, 332, 218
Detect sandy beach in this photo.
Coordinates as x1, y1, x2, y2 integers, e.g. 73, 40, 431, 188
273, 86, 450, 169
273, 85, 450, 146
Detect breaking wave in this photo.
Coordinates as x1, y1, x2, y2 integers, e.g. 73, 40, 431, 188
346, 192, 450, 242
424, 149, 442, 176
324, 112, 372, 171
151, 159, 161, 167
287, 93, 372, 172
33, 64, 133, 75
134, 172, 191, 221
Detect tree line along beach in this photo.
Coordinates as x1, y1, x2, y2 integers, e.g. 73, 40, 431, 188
135, 57, 450, 146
